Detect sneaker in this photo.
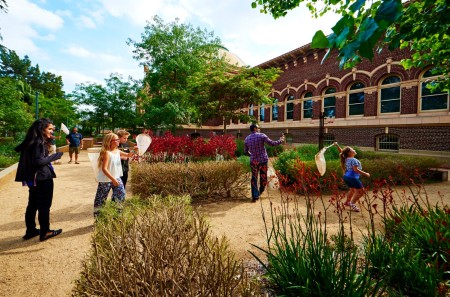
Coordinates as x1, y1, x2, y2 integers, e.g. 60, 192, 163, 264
349, 203, 360, 212
343, 201, 351, 207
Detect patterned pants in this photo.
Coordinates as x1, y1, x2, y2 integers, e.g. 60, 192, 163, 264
250, 161, 268, 200
93, 178, 125, 214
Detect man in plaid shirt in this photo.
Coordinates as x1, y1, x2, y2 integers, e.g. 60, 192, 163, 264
244, 124, 285, 202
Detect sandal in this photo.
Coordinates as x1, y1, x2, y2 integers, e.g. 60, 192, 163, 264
75, 162, 80, 164
23, 228, 40, 240
40, 229, 62, 241
349, 203, 360, 212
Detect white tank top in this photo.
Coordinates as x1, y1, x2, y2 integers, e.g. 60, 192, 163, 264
97, 150, 123, 182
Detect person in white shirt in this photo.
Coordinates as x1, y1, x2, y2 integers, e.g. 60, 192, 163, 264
93, 133, 134, 216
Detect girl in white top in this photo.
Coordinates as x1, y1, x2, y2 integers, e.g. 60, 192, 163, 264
93, 133, 134, 216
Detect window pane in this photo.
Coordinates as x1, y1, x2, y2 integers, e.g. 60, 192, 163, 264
381, 87, 400, 100
272, 99, 278, 120
286, 102, 294, 120
377, 134, 399, 151
303, 109, 312, 118
325, 88, 336, 94
324, 107, 335, 118
349, 92, 364, 104
248, 104, 253, 116
381, 100, 400, 113
324, 96, 335, 107
260, 104, 265, 121
349, 103, 364, 115
382, 76, 400, 85
350, 82, 364, 90
421, 95, 448, 110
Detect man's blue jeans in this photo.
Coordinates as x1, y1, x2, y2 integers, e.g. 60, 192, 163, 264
250, 161, 268, 200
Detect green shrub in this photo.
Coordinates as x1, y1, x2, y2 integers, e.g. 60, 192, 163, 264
131, 160, 249, 201
364, 235, 440, 296
0, 138, 20, 168
73, 197, 259, 296
235, 139, 245, 157
252, 195, 379, 296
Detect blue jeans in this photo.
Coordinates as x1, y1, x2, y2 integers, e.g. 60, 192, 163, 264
250, 161, 268, 199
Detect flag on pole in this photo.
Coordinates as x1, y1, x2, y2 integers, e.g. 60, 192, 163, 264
61, 123, 70, 135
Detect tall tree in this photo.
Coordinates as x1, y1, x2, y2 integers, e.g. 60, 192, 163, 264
252, 0, 450, 90
0, 77, 34, 137
188, 60, 280, 131
127, 16, 225, 131
70, 73, 140, 134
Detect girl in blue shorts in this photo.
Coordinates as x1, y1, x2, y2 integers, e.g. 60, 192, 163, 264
334, 143, 370, 212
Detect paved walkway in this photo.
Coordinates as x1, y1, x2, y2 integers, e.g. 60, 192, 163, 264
0, 151, 100, 297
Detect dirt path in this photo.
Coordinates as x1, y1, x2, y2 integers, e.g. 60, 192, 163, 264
0, 151, 449, 296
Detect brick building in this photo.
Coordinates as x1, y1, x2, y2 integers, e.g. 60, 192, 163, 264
180, 44, 450, 162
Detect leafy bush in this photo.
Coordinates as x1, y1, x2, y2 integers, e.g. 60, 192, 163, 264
0, 137, 21, 168
131, 160, 249, 201
251, 192, 379, 296
73, 197, 259, 296
274, 147, 442, 192
145, 132, 237, 162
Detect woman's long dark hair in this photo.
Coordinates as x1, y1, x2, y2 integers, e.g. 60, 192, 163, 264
15, 118, 53, 153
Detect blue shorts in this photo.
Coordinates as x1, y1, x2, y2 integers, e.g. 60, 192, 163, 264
343, 176, 364, 189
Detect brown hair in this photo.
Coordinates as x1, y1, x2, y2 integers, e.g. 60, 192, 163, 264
97, 133, 118, 168
116, 130, 130, 137
339, 146, 353, 172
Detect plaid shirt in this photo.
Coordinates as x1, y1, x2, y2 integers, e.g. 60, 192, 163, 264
244, 132, 282, 163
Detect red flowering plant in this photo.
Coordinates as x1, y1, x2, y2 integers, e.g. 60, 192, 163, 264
141, 131, 237, 163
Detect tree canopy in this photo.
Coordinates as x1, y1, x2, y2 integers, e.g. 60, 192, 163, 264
70, 73, 141, 135
252, 0, 450, 90
128, 15, 281, 132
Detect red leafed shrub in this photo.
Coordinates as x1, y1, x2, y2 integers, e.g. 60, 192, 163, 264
145, 132, 236, 162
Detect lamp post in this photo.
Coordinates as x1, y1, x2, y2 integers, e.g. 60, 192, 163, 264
318, 111, 325, 150
35, 91, 39, 120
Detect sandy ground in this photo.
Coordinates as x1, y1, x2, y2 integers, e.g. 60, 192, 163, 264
0, 150, 448, 296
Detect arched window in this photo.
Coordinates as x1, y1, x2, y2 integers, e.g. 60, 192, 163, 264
272, 98, 278, 121
376, 134, 399, 151
259, 103, 265, 122
303, 92, 313, 119
286, 95, 294, 120
420, 69, 448, 111
323, 87, 336, 118
248, 104, 254, 116
348, 82, 365, 116
380, 76, 401, 114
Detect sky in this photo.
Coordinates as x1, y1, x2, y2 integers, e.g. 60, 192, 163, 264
0, 0, 340, 94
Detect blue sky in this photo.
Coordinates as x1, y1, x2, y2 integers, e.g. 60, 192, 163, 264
0, 0, 340, 94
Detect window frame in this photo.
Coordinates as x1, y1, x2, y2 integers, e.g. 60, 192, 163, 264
259, 103, 265, 122
376, 133, 400, 152
302, 92, 313, 119
323, 87, 336, 118
271, 98, 279, 121
419, 69, 449, 112
379, 75, 401, 114
285, 95, 295, 120
347, 82, 365, 117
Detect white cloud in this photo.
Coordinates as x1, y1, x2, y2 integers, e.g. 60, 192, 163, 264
77, 15, 96, 29
0, 0, 63, 57
96, 0, 163, 26
63, 45, 93, 58
53, 69, 102, 92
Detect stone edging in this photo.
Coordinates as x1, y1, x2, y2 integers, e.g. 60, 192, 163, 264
0, 163, 17, 189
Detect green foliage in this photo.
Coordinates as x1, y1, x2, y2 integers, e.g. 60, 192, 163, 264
0, 136, 21, 167
364, 235, 441, 296
70, 73, 141, 134
131, 160, 249, 201
384, 203, 450, 280
252, 0, 450, 90
188, 61, 281, 130
0, 77, 34, 137
235, 139, 245, 156
74, 197, 259, 296
251, 193, 378, 296
237, 155, 251, 172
